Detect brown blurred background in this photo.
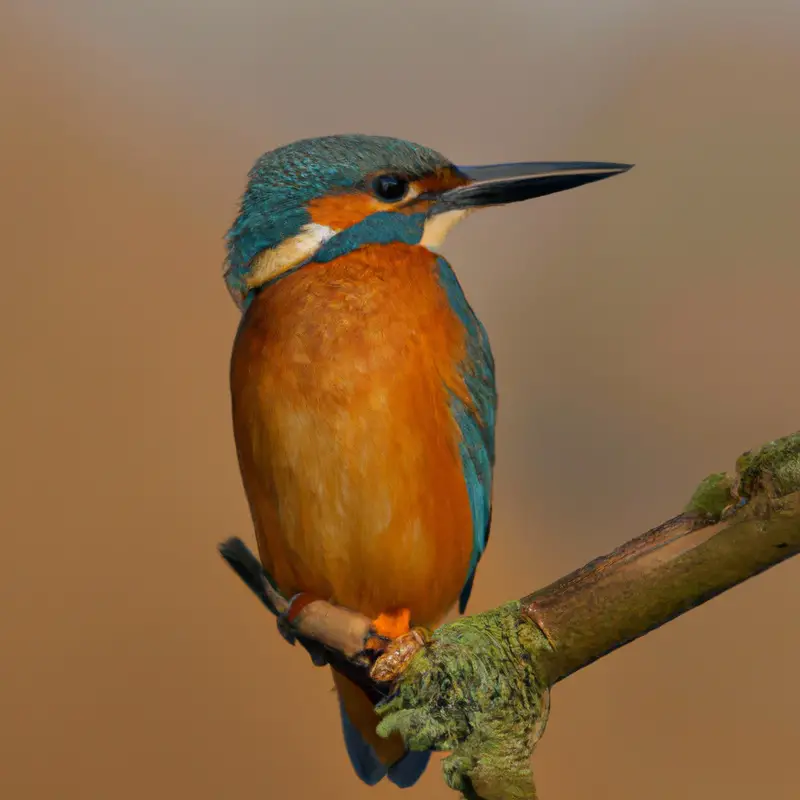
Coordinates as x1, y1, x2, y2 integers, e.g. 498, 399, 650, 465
2, 1, 799, 798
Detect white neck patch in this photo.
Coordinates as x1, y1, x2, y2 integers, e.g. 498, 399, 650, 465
246, 222, 337, 289
419, 209, 472, 251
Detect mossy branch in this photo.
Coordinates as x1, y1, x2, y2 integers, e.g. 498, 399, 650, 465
220, 431, 800, 800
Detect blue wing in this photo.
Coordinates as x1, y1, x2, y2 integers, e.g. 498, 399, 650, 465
436, 257, 497, 613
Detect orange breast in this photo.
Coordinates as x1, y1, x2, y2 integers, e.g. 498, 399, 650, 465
229, 243, 474, 627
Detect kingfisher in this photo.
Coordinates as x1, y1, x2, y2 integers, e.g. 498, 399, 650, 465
224, 134, 630, 788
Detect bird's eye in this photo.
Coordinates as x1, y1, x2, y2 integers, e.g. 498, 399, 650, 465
372, 174, 410, 202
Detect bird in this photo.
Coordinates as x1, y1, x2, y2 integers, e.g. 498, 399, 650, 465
224, 134, 631, 788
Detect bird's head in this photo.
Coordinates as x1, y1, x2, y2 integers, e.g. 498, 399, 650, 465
224, 134, 631, 309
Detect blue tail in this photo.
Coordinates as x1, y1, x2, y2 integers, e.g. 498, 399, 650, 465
387, 750, 432, 788
338, 696, 431, 788
338, 697, 386, 785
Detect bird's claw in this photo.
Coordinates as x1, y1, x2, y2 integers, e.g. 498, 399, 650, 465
276, 614, 297, 645
276, 592, 321, 645
276, 592, 330, 666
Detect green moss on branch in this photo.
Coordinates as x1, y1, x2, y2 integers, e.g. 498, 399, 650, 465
735, 433, 800, 500
376, 602, 551, 800
684, 471, 735, 520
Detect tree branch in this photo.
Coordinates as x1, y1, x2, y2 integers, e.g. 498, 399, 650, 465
219, 431, 800, 800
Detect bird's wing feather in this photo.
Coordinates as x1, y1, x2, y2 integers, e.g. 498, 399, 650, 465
436, 257, 497, 613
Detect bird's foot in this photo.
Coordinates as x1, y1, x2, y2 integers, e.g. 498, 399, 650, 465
363, 609, 430, 683
365, 608, 413, 650
277, 591, 329, 666
277, 591, 323, 645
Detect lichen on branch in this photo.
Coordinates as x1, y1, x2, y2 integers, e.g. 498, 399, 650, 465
376, 602, 551, 800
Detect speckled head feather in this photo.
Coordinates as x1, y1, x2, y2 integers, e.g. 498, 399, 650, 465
224, 134, 453, 308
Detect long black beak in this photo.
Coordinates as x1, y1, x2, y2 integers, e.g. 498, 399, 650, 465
434, 161, 633, 211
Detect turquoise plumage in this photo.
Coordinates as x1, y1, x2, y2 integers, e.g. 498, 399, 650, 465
436, 256, 497, 612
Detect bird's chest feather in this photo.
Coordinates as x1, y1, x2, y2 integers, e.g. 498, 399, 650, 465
230, 243, 475, 623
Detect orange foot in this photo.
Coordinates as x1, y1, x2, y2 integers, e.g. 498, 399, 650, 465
371, 608, 412, 643
364, 608, 430, 683
277, 591, 323, 644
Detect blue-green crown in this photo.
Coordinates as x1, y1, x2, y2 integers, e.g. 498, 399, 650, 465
224, 134, 451, 306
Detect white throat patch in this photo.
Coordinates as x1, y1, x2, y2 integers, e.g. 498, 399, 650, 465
420, 209, 472, 251
246, 222, 337, 289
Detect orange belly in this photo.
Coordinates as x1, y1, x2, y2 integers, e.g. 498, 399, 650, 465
229, 243, 474, 627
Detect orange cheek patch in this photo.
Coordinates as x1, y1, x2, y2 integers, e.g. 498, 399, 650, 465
414, 168, 471, 194
403, 169, 473, 216
307, 193, 386, 230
